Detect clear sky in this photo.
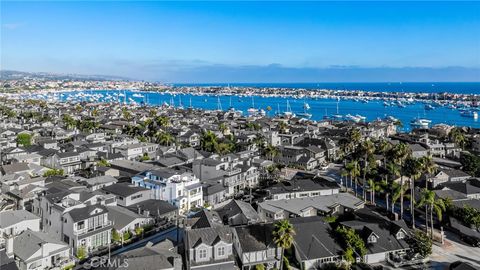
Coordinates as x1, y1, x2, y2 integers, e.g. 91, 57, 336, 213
2, 1, 480, 82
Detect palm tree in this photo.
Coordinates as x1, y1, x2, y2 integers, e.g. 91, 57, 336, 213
218, 123, 228, 135
420, 156, 437, 189
417, 188, 446, 239
253, 134, 266, 150
449, 128, 466, 149
264, 144, 279, 161
155, 115, 170, 128
349, 128, 362, 146
404, 157, 423, 228
62, 114, 76, 130
366, 179, 382, 205
272, 220, 295, 270
346, 160, 361, 196
156, 132, 174, 146
391, 143, 411, 219
278, 121, 288, 134
380, 179, 390, 211
391, 182, 408, 215
360, 140, 376, 201
200, 130, 218, 152
377, 139, 392, 167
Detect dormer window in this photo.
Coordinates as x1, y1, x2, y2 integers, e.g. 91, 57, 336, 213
396, 230, 405, 240
367, 234, 377, 243
198, 249, 207, 259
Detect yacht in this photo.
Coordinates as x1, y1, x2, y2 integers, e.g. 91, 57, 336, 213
460, 110, 479, 119
425, 104, 434, 110
410, 118, 432, 129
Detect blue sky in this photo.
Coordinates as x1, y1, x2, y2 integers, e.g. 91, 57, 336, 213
2, 1, 480, 82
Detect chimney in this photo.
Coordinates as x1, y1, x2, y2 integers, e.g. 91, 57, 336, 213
6, 236, 14, 258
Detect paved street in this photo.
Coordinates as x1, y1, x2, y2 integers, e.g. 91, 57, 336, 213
428, 231, 480, 269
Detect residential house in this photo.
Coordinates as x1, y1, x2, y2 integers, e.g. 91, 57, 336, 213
102, 183, 151, 207
5, 230, 73, 270
132, 169, 203, 214
257, 193, 364, 222
233, 223, 282, 270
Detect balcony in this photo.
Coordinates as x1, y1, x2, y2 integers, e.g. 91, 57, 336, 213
74, 221, 112, 236
224, 168, 241, 176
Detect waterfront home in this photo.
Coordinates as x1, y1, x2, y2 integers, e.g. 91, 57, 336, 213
257, 193, 364, 222
5, 230, 73, 270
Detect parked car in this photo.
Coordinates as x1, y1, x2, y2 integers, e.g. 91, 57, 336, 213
460, 235, 480, 247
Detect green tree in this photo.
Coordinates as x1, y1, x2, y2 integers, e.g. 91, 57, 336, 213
135, 227, 144, 236
264, 144, 279, 161
111, 229, 121, 243
43, 169, 64, 177
200, 130, 218, 152
255, 264, 265, 270
156, 132, 175, 146
408, 230, 432, 258
62, 114, 76, 129
16, 133, 32, 147
449, 128, 466, 149
359, 140, 376, 201
335, 225, 367, 262
123, 230, 131, 241
346, 160, 361, 196
417, 188, 446, 239
460, 152, 480, 177
96, 159, 110, 167
390, 143, 412, 219
404, 157, 423, 228
155, 115, 170, 127
272, 220, 295, 270
366, 179, 383, 205
76, 246, 87, 260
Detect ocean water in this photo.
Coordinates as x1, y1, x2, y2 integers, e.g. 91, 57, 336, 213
174, 82, 480, 94
57, 90, 480, 130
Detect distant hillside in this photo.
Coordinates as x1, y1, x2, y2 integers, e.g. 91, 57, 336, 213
0, 70, 131, 81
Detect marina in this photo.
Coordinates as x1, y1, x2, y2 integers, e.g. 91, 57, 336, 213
13, 88, 480, 130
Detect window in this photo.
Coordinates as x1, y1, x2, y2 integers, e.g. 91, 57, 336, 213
396, 231, 405, 239
217, 246, 225, 257
198, 249, 207, 259
77, 221, 85, 230
367, 235, 377, 243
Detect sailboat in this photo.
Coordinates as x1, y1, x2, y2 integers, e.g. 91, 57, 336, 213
247, 96, 258, 115
332, 97, 343, 119
297, 100, 312, 118
283, 100, 295, 118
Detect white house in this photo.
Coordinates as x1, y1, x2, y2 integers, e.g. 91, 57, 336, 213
132, 169, 203, 214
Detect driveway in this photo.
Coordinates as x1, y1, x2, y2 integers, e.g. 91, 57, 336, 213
428, 231, 480, 269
